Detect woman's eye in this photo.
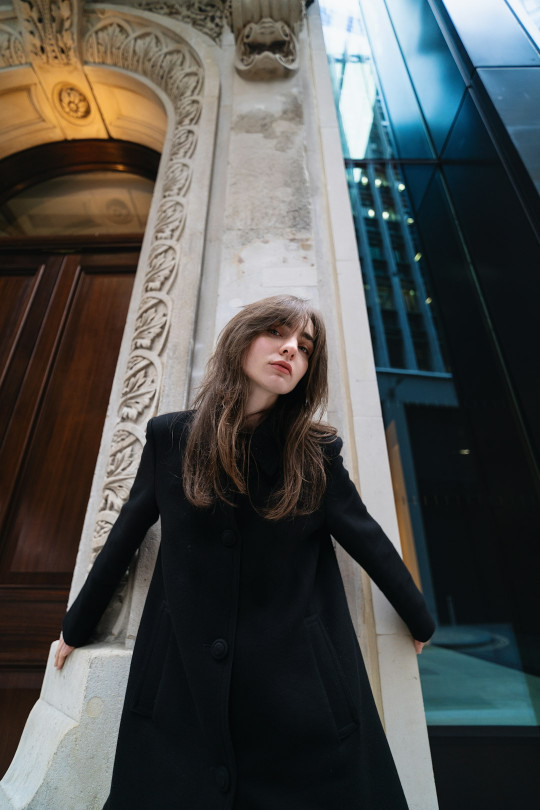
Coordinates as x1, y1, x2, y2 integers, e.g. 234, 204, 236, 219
300, 345, 310, 355
268, 328, 281, 336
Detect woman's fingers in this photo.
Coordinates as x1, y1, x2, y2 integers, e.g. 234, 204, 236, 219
414, 639, 426, 654
54, 635, 75, 670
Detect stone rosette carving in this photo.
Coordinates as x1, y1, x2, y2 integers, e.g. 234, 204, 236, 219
227, 0, 305, 79
82, 15, 204, 633
106, 197, 133, 225
55, 84, 91, 119
14, 0, 75, 65
133, 0, 227, 43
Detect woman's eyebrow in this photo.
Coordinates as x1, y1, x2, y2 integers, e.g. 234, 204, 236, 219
301, 330, 315, 344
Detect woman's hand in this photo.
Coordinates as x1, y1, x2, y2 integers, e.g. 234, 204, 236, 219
414, 639, 426, 654
54, 634, 76, 670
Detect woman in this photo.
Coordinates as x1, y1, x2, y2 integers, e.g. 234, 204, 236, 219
55, 295, 434, 810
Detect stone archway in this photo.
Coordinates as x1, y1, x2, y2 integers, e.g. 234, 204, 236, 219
75, 9, 218, 644
0, 5, 219, 807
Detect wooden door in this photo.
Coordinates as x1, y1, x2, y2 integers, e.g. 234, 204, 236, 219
0, 249, 137, 775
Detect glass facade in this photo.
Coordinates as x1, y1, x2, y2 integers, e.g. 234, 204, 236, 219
320, 0, 540, 740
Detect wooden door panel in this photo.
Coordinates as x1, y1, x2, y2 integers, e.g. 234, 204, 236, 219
0, 588, 66, 668
0, 265, 40, 370
5, 267, 134, 579
0, 257, 62, 446
0, 249, 137, 669
0, 255, 76, 521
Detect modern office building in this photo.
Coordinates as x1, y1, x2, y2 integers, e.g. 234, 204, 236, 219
320, 0, 540, 806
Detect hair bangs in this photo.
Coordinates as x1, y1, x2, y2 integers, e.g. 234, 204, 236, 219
246, 296, 320, 343
184, 294, 334, 520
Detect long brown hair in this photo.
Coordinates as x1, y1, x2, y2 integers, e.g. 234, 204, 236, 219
182, 295, 336, 520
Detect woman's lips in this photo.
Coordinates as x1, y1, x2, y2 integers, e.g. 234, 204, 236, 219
271, 361, 292, 375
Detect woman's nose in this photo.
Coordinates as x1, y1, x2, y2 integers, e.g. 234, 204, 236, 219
281, 339, 297, 356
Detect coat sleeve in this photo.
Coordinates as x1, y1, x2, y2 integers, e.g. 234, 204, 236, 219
62, 419, 160, 647
324, 436, 435, 642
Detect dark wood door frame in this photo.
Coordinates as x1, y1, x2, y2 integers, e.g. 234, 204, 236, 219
0, 244, 140, 777
0, 140, 160, 206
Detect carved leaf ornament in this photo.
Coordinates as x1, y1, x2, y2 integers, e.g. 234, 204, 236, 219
134, 0, 227, 43
82, 14, 205, 580
132, 294, 171, 354
18, 0, 75, 64
0, 25, 26, 67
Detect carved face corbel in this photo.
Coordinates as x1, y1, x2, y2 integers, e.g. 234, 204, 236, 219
228, 0, 305, 80
235, 17, 298, 79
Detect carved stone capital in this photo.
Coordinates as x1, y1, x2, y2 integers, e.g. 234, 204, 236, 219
227, 0, 305, 80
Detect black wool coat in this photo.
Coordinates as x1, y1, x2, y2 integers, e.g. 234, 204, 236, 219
63, 411, 435, 810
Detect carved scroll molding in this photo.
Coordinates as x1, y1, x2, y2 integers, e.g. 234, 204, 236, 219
82, 16, 204, 634
227, 0, 305, 79
132, 0, 227, 43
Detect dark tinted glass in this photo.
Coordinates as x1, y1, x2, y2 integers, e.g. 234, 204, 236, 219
361, 0, 433, 158
385, 0, 466, 154
478, 66, 540, 193
443, 96, 540, 462
414, 173, 540, 725
440, 0, 540, 67
321, 0, 540, 729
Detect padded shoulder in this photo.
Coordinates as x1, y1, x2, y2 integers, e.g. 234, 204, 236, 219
321, 433, 343, 462
150, 410, 194, 436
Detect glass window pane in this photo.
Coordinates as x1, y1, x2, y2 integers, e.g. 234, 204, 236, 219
507, 0, 540, 49
321, 0, 433, 159
385, 0, 466, 154
0, 172, 155, 237
321, 0, 540, 733
477, 66, 540, 194
442, 0, 540, 67
413, 173, 540, 726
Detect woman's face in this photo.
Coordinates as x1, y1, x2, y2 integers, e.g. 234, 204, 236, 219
242, 320, 314, 409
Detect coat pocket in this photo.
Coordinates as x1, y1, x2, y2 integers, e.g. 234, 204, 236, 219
131, 601, 171, 717
305, 614, 358, 740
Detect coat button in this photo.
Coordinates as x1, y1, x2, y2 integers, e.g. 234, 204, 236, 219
211, 639, 228, 660
215, 765, 230, 793
221, 529, 237, 547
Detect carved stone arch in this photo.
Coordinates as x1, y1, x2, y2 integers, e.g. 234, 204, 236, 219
64, 8, 221, 641
0, 7, 219, 807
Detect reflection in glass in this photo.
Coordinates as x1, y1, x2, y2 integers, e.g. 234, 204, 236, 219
0, 172, 155, 237
509, 0, 540, 48
347, 163, 447, 373
320, 0, 540, 729
322, 3, 381, 160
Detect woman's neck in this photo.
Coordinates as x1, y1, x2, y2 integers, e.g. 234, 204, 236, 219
242, 408, 269, 431
244, 387, 277, 430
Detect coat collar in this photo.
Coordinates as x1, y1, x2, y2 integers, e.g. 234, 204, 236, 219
246, 414, 282, 479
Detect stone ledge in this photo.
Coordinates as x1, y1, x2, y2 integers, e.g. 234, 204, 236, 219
0, 643, 132, 810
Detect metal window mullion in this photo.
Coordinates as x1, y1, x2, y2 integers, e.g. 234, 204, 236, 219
367, 164, 417, 370
386, 165, 446, 372
348, 174, 390, 367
